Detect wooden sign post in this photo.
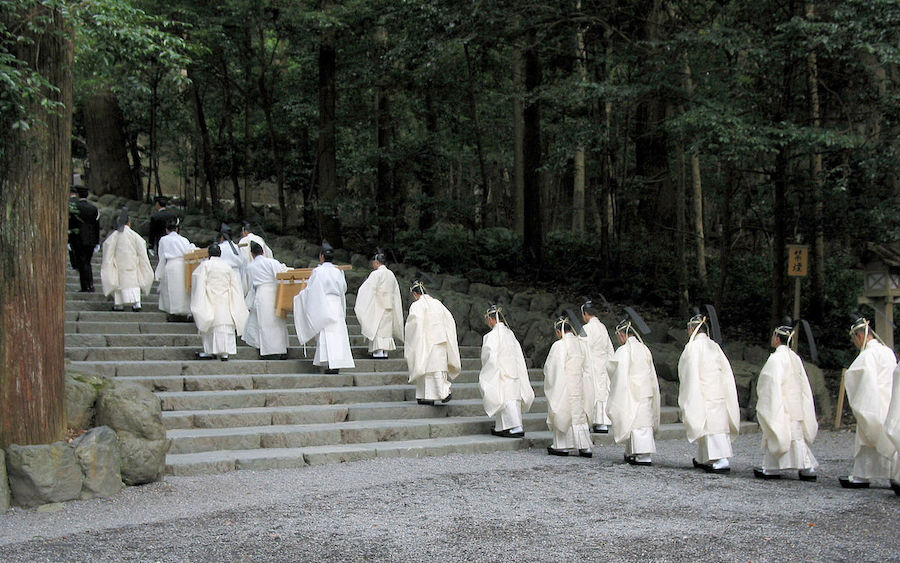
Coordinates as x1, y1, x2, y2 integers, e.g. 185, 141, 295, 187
787, 244, 809, 352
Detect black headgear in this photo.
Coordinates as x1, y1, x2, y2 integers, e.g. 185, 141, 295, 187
116, 207, 129, 232
484, 303, 508, 326
411, 280, 427, 295
554, 315, 573, 334
165, 217, 180, 232
250, 241, 264, 256
320, 240, 334, 261
220, 223, 232, 241
208, 243, 222, 257
75, 186, 89, 198
581, 299, 599, 318
242, 221, 252, 233
155, 195, 168, 207
372, 248, 386, 264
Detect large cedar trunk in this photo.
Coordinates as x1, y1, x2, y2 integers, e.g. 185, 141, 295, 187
83, 90, 138, 199
316, 8, 342, 247
522, 34, 543, 266
0, 4, 72, 447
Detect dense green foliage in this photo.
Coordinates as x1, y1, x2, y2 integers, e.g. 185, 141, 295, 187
5, 0, 900, 366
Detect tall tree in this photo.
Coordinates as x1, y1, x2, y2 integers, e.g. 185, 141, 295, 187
0, 1, 73, 447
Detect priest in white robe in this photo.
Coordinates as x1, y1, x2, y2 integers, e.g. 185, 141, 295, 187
242, 242, 289, 359
293, 242, 355, 373
190, 243, 249, 361
238, 222, 274, 263
354, 251, 403, 358
840, 317, 898, 489
580, 300, 616, 434
155, 218, 196, 321
607, 319, 660, 466
479, 305, 535, 438
753, 325, 819, 481
404, 281, 460, 405
885, 364, 900, 496
100, 208, 153, 312
544, 316, 593, 457
677, 315, 740, 473
219, 223, 246, 293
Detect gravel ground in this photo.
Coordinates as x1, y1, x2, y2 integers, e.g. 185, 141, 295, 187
0, 430, 897, 562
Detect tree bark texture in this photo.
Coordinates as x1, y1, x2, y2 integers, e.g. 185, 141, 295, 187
522, 34, 543, 266
512, 47, 526, 237
0, 4, 72, 447
316, 7, 342, 247
683, 57, 708, 289
189, 67, 218, 211
83, 90, 138, 199
571, 0, 587, 234
806, 2, 825, 323
418, 88, 440, 231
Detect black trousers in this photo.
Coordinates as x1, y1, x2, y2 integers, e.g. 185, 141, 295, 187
69, 244, 95, 291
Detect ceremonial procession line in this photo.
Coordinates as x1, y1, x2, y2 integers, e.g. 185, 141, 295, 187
65, 256, 759, 477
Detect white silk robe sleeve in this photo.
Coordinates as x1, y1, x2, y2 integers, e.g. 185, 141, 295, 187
845, 342, 898, 458
129, 229, 154, 294
100, 231, 119, 296
543, 339, 572, 432
190, 262, 214, 333
885, 364, 900, 455
756, 349, 791, 457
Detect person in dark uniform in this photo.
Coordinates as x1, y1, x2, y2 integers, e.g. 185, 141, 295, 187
68, 184, 101, 292
148, 196, 176, 255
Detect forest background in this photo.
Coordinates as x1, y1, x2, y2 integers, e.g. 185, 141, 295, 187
3, 0, 899, 380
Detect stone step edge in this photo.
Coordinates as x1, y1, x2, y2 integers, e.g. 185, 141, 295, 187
153, 381, 544, 399
164, 422, 760, 476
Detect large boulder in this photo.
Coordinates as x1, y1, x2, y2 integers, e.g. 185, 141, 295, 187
731, 359, 760, 409
72, 426, 124, 499
804, 361, 833, 423
0, 452, 9, 513
65, 375, 98, 430
6, 442, 83, 507
529, 292, 557, 315
649, 343, 682, 383
96, 381, 169, 485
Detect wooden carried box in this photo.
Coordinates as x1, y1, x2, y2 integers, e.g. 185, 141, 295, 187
183, 248, 210, 292
275, 264, 352, 318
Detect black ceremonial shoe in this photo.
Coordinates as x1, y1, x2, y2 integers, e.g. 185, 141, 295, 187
547, 446, 569, 457
839, 476, 870, 489
112, 305, 124, 312
441, 393, 452, 404
195, 352, 214, 360
626, 455, 652, 467
491, 428, 525, 438
592, 424, 609, 434
890, 480, 900, 496
578, 449, 593, 459
753, 468, 781, 480
132, 306, 142, 312
798, 470, 817, 482
417, 399, 435, 406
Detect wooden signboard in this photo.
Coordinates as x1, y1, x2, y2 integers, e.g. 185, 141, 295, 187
183, 248, 210, 292
275, 264, 352, 318
787, 244, 809, 277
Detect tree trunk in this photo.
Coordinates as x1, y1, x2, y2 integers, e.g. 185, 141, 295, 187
189, 67, 217, 211
221, 63, 244, 218
463, 43, 488, 230
0, 4, 72, 447
806, 2, 825, 323
418, 88, 440, 231
571, 0, 587, 234
676, 144, 689, 318
512, 47, 526, 237
316, 4, 342, 247
772, 146, 788, 326
375, 25, 393, 241
683, 57, 708, 290
522, 33, 543, 266
83, 90, 138, 199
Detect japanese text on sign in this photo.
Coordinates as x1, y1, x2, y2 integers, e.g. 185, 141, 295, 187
787, 244, 809, 277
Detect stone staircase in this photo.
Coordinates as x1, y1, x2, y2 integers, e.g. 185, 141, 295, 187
65, 256, 755, 476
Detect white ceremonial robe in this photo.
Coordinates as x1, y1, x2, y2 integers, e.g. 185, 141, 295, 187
242, 255, 289, 356
845, 340, 897, 480
885, 364, 900, 483
191, 256, 249, 356
100, 225, 153, 307
219, 239, 247, 293
756, 345, 818, 472
677, 332, 741, 463
607, 336, 661, 456
293, 262, 355, 370
405, 294, 461, 401
155, 231, 195, 315
238, 233, 273, 263
354, 265, 404, 352
543, 333, 593, 451
479, 322, 535, 431
581, 318, 616, 426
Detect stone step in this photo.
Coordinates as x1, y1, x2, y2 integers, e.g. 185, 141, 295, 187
69, 357, 484, 377
66, 301, 162, 312
66, 319, 362, 334
161, 400, 681, 431
65, 332, 401, 349
154, 382, 545, 411
162, 398, 558, 430
163, 421, 760, 476
64, 345, 482, 362
106, 367, 543, 392
65, 286, 359, 306
166, 413, 552, 455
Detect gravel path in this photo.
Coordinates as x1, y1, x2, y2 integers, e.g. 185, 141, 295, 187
0, 430, 896, 562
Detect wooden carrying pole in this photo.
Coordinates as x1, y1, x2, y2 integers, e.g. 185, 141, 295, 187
833, 368, 847, 430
